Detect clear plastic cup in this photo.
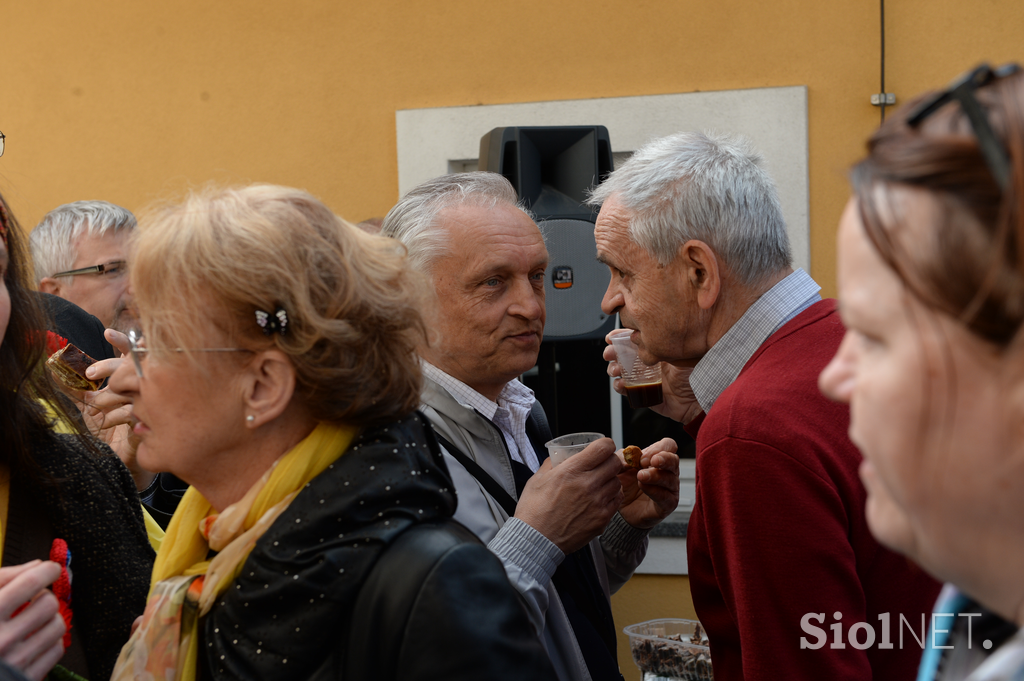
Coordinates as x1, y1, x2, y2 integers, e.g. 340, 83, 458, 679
545, 432, 604, 466
609, 329, 664, 408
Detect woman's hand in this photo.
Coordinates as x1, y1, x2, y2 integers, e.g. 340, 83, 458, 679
78, 387, 133, 436
0, 561, 66, 681
79, 330, 152, 491
83, 329, 132, 393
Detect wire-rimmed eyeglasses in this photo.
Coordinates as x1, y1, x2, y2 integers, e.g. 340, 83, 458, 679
52, 260, 128, 279
127, 329, 250, 379
906, 62, 1022, 192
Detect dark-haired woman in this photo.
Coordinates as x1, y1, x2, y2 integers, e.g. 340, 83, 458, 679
0, 193, 154, 680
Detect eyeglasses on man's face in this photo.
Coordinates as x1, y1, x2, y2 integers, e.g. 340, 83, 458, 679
127, 329, 249, 379
52, 260, 128, 279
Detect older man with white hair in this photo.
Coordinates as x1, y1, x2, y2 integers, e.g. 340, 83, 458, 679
30, 200, 187, 527
591, 131, 940, 681
382, 172, 680, 681
31, 200, 136, 332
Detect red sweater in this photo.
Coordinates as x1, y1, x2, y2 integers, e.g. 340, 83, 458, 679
685, 300, 940, 681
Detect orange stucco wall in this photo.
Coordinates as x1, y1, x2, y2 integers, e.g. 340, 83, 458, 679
4, 1, 1022, 295
3, 3, 1022, 679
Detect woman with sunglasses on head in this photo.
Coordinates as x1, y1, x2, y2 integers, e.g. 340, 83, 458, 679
820, 63, 1024, 680
0, 192, 154, 681
106, 184, 555, 681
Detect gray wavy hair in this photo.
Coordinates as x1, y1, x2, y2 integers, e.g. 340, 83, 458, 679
588, 131, 791, 287
381, 171, 532, 273
30, 200, 136, 283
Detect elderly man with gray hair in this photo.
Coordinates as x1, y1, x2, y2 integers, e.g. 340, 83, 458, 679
592, 132, 940, 681
31, 200, 137, 332
382, 172, 681, 681
30, 200, 187, 526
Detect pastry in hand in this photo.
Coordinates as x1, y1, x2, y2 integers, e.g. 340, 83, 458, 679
623, 445, 644, 469
47, 343, 102, 391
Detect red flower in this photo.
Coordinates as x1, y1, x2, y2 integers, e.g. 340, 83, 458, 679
49, 539, 73, 649
45, 331, 69, 356
9, 539, 74, 651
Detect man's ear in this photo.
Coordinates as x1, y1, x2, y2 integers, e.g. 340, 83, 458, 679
680, 240, 721, 310
241, 350, 297, 428
38, 277, 62, 296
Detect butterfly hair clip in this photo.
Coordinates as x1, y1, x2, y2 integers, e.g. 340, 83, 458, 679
255, 307, 289, 336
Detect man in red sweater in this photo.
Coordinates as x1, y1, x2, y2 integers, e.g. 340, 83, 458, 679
588, 131, 940, 680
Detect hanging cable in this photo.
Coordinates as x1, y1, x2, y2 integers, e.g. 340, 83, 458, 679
880, 0, 887, 123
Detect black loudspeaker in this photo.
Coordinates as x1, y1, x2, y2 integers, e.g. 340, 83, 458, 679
479, 126, 615, 435
479, 126, 615, 341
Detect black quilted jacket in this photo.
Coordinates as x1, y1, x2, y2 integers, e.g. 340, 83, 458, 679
200, 412, 556, 681
4, 433, 155, 681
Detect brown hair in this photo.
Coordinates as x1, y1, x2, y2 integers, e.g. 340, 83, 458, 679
0, 191, 94, 482
131, 184, 429, 426
850, 66, 1024, 348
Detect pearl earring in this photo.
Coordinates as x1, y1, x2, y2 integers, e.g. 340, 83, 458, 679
246, 415, 255, 423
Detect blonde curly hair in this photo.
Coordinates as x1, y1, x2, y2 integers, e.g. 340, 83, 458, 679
131, 184, 429, 426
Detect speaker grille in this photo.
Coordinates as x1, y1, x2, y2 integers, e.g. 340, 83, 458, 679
542, 218, 612, 339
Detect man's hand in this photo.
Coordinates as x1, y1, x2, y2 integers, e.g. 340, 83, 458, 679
617, 438, 680, 529
0, 561, 66, 681
514, 438, 623, 555
603, 335, 704, 425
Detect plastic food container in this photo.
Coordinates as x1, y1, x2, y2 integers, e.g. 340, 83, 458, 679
623, 618, 713, 681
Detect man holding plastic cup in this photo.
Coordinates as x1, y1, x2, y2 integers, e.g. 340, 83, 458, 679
381, 172, 680, 681
591, 132, 940, 681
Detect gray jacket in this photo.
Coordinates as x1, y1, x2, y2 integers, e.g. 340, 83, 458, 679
419, 376, 649, 681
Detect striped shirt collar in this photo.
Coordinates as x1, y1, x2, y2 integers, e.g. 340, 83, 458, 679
421, 361, 540, 470
689, 268, 821, 414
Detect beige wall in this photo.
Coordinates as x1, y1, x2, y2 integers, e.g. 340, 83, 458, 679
3, 2, 1021, 678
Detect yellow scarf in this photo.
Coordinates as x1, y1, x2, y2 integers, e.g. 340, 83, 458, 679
112, 422, 356, 681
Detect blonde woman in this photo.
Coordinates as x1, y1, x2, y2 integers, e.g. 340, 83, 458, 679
108, 185, 554, 681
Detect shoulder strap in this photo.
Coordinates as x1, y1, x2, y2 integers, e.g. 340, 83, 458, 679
345, 520, 477, 680
432, 432, 518, 518
525, 399, 553, 463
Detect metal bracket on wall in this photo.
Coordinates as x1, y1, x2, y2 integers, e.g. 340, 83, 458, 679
871, 93, 896, 106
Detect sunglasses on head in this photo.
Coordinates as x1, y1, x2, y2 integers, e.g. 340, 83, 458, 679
905, 62, 1021, 193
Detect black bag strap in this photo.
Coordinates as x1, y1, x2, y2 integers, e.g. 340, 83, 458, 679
526, 399, 553, 448
433, 432, 518, 518
431, 397, 554, 517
